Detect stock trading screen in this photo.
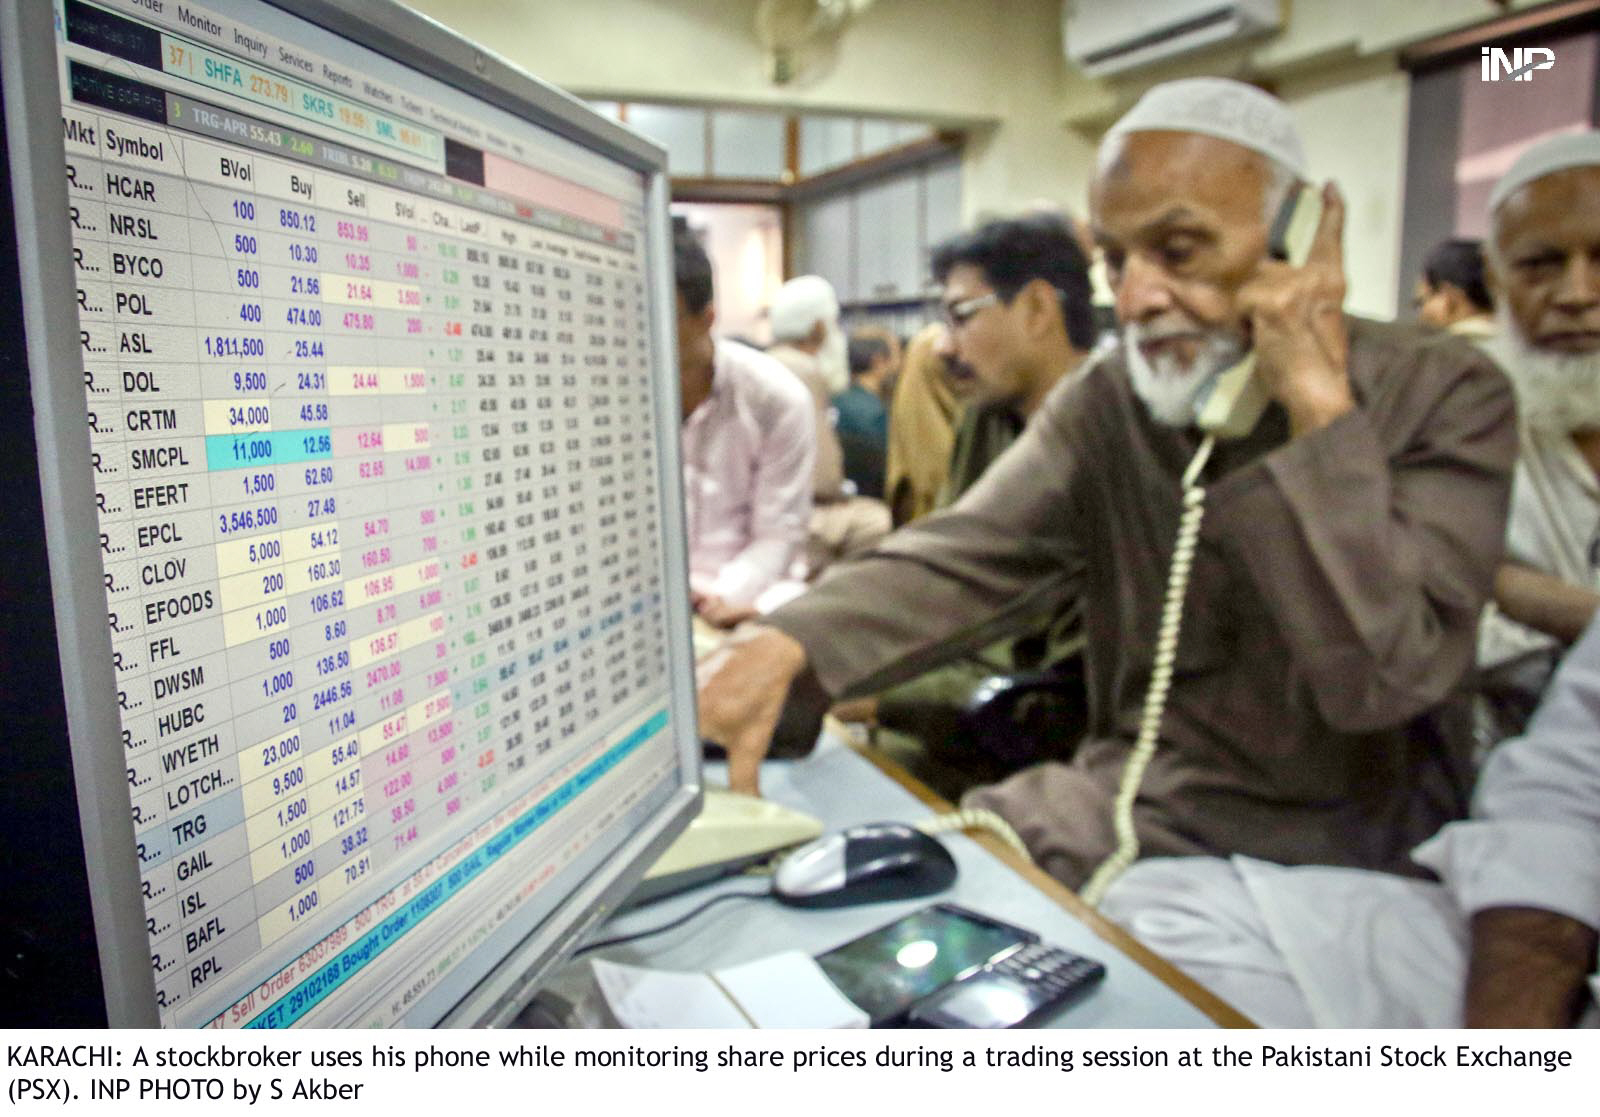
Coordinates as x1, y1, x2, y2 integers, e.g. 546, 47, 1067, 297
49, 0, 681, 1026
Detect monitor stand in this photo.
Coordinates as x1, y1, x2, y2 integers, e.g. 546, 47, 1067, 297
626, 789, 823, 906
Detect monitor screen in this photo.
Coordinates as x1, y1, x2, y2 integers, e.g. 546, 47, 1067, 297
0, 0, 698, 1027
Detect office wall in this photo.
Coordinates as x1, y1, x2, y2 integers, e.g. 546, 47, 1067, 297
956, 1, 1096, 223
1279, 61, 1412, 320
405, 0, 1552, 318
1041, 55, 1413, 319
401, 0, 1082, 220
403, 0, 1011, 116
795, 156, 962, 302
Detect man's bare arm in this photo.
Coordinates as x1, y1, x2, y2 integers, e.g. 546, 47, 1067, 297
697, 626, 808, 796
1465, 906, 1599, 1028
1493, 562, 1600, 645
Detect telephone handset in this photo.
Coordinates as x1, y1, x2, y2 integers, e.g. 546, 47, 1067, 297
1192, 184, 1325, 438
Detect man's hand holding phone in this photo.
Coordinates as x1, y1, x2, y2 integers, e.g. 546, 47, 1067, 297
1236, 181, 1354, 438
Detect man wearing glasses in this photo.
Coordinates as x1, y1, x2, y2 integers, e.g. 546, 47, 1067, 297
933, 213, 1099, 500
835, 213, 1097, 795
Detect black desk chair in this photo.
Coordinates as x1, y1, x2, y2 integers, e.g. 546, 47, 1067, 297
958, 659, 1088, 769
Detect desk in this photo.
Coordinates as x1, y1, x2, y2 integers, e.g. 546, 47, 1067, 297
534, 736, 1250, 1028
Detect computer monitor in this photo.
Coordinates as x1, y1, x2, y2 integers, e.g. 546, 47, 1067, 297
0, 0, 700, 1027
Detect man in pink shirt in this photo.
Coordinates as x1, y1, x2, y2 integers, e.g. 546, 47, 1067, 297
674, 221, 816, 627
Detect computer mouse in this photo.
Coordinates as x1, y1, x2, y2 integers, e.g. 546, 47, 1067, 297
771, 822, 957, 908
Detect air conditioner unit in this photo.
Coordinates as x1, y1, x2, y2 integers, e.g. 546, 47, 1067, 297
1064, 0, 1283, 77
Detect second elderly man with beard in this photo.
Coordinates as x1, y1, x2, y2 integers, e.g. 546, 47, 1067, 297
697, 78, 1517, 896
1476, 134, 1600, 722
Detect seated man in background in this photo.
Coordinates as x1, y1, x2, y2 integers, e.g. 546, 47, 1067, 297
847, 324, 903, 399
838, 213, 1098, 799
673, 221, 816, 628
1415, 237, 1496, 341
1101, 613, 1600, 1028
885, 322, 975, 525
767, 276, 893, 576
834, 333, 894, 500
698, 78, 1516, 891
1475, 133, 1600, 739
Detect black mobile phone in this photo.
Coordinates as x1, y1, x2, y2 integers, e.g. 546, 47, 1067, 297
814, 903, 1038, 1027
906, 942, 1106, 1028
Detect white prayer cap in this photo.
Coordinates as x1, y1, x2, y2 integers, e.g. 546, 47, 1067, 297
1104, 77, 1307, 177
1489, 130, 1600, 213
769, 275, 840, 342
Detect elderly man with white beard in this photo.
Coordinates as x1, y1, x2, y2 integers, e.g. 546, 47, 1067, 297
1093, 132, 1600, 1029
697, 78, 1516, 893
1476, 133, 1600, 733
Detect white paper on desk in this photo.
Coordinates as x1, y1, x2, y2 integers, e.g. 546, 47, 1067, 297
592, 951, 868, 1029
592, 960, 750, 1028
713, 951, 869, 1028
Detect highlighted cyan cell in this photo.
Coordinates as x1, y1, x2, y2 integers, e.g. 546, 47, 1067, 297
206, 429, 332, 471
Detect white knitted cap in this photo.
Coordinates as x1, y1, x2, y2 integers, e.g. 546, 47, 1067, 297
1104, 77, 1307, 177
769, 275, 840, 342
1489, 130, 1600, 213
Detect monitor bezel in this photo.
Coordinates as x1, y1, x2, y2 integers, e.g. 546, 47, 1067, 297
0, 0, 702, 1028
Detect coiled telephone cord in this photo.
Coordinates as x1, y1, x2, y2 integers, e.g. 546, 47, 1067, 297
1079, 434, 1216, 907
917, 807, 1029, 860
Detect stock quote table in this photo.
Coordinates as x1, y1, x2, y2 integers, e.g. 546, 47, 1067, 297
57, 0, 677, 1026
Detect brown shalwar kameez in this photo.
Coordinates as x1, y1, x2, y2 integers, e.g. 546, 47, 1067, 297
766, 319, 1517, 888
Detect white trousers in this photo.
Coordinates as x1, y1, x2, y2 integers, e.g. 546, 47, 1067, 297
1100, 856, 1473, 1028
